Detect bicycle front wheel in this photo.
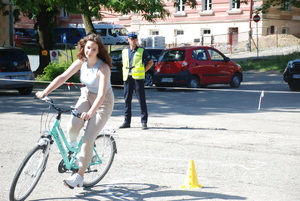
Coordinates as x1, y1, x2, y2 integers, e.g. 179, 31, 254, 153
9, 145, 49, 201
83, 134, 117, 187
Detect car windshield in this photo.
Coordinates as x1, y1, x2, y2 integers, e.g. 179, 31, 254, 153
159, 50, 185, 62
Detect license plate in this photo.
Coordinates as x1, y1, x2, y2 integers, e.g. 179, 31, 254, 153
292, 74, 300, 79
161, 78, 173, 82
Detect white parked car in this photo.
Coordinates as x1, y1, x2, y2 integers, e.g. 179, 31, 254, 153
93, 22, 129, 45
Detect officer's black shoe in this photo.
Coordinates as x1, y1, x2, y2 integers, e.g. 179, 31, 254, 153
142, 123, 148, 130
119, 122, 130, 129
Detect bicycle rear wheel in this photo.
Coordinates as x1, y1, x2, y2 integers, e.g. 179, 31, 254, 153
83, 134, 117, 187
9, 145, 49, 201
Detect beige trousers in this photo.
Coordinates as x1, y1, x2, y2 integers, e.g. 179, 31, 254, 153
67, 87, 114, 171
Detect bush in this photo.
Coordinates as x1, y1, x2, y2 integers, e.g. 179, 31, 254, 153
37, 62, 80, 83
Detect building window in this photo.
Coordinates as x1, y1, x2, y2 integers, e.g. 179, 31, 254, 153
282, 27, 290, 34
202, 0, 212, 11
199, 0, 214, 16
230, 0, 240, 9
173, 0, 186, 16
227, 0, 242, 14
203, 29, 211, 35
175, 30, 184, 36
150, 30, 160, 35
281, 0, 291, 11
61, 9, 69, 18
175, 0, 185, 12
267, 26, 275, 35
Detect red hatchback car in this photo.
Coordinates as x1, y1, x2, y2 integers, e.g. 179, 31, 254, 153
153, 46, 242, 89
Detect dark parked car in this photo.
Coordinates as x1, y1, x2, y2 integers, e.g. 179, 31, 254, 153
283, 58, 300, 91
0, 47, 34, 95
109, 47, 164, 86
154, 46, 243, 90
54, 28, 86, 45
14, 28, 38, 47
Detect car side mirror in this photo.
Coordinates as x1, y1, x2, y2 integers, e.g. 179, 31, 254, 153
224, 57, 230, 62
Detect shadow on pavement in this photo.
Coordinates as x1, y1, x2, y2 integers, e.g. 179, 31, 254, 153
31, 183, 247, 201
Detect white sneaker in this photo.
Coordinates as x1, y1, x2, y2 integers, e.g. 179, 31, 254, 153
64, 173, 83, 189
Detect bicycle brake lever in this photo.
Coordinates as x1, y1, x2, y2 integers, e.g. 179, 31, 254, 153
71, 109, 81, 118
42, 96, 52, 103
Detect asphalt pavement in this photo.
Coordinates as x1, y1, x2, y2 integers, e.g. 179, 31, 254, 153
2, 45, 300, 201
1, 71, 300, 201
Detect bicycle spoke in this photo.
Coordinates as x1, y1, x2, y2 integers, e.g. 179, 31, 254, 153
83, 134, 116, 187
10, 146, 49, 201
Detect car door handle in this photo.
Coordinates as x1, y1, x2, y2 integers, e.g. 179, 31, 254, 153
214, 64, 218, 67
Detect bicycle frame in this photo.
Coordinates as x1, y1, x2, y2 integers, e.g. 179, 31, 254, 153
42, 109, 102, 171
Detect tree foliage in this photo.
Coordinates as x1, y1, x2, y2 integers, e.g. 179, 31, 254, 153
241, 0, 300, 13
7, 0, 198, 75
258, 0, 300, 13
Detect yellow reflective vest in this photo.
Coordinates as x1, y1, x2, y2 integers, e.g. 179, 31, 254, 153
122, 48, 145, 81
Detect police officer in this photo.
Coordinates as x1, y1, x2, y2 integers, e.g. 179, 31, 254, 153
119, 32, 153, 130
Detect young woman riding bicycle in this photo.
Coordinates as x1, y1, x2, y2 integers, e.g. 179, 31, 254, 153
36, 33, 114, 188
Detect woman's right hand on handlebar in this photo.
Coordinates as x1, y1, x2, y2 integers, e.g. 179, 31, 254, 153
35, 91, 46, 99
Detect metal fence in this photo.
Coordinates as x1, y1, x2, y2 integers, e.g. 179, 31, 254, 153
166, 33, 299, 55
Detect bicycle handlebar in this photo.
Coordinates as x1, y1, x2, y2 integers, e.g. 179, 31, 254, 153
38, 96, 81, 118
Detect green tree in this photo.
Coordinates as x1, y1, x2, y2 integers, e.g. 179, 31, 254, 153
241, 0, 300, 13
8, 0, 198, 76
11, 0, 59, 76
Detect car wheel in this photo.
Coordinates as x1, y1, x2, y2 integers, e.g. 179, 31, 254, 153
144, 72, 153, 87
230, 73, 241, 88
187, 76, 199, 88
288, 82, 300, 91
18, 87, 33, 95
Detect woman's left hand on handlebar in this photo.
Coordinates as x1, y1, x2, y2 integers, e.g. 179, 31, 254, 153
80, 112, 91, 121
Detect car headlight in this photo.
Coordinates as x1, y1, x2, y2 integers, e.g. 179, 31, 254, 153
287, 61, 294, 68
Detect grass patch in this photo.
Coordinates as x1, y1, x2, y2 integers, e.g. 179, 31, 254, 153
58, 48, 78, 63
238, 52, 300, 72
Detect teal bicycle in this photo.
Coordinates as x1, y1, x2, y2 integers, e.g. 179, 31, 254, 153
9, 97, 117, 201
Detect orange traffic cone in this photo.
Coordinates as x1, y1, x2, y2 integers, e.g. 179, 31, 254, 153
180, 160, 203, 189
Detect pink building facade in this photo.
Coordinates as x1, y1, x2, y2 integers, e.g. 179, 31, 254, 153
13, 0, 300, 51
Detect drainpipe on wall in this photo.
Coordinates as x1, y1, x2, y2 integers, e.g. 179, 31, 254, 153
248, 0, 253, 52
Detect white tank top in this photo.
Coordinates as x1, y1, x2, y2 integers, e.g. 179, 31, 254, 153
80, 59, 111, 93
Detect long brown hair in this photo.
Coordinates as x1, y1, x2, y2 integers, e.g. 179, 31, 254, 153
77, 33, 112, 68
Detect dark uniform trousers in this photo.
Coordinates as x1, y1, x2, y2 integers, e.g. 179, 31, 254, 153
123, 75, 148, 124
